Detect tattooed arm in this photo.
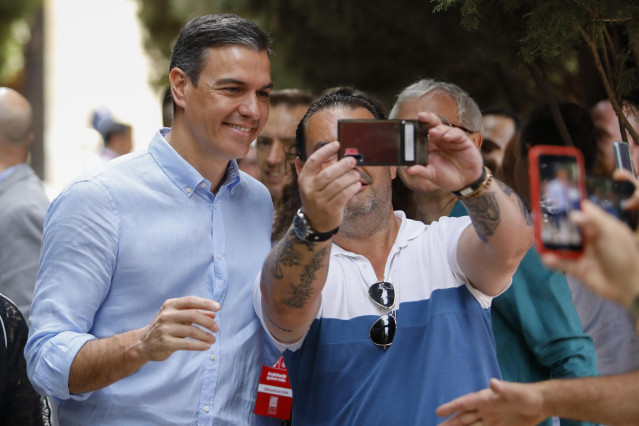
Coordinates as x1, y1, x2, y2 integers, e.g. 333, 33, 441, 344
456, 178, 534, 295
404, 112, 533, 296
260, 142, 361, 344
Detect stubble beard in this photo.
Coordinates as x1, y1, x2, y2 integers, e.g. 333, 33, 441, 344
339, 184, 393, 239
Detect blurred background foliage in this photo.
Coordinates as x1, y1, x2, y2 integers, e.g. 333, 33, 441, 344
136, 0, 639, 120
0, 0, 636, 122
0, 0, 42, 85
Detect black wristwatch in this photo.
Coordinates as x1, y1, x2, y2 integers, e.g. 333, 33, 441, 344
293, 208, 339, 242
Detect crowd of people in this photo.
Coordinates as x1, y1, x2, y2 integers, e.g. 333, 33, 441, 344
1, 12, 639, 425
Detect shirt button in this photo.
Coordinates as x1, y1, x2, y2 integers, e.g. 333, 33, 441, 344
213, 203, 218, 209
217, 254, 222, 260
185, 187, 192, 194
210, 353, 216, 361
204, 406, 210, 413
200, 182, 206, 188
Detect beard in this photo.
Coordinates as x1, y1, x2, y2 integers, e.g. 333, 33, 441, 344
340, 170, 393, 238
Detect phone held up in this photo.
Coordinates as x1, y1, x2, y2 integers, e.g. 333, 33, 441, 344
528, 145, 586, 258
613, 141, 636, 176
338, 119, 428, 166
529, 145, 638, 258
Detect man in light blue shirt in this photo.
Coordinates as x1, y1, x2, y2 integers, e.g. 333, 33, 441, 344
25, 14, 275, 425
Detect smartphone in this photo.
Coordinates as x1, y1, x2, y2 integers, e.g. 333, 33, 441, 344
337, 119, 428, 166
586, 176, 637, 229
613, 141, 636, 175
529, 145, 586, 258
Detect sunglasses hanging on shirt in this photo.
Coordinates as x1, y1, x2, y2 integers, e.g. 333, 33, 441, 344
368, 281, 396, 349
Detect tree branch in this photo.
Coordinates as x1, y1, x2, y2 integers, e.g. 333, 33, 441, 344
580, 27, 639, 144
527, 61, 574, 147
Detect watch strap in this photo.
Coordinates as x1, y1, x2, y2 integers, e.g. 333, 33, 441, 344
294, 208, 339, 242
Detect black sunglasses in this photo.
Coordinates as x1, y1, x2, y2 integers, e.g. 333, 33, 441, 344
368, 281, 396, 349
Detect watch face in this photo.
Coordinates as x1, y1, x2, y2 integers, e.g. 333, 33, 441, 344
293, 210, 308, 240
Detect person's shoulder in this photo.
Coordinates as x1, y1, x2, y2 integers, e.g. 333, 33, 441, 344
236, 170, 271, 200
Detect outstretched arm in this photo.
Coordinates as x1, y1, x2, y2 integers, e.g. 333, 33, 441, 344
436, 373, 639, 426
405, 113, 533, 295
260, 142, 360, 343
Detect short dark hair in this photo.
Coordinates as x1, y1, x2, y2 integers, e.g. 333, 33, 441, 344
169, 14, 271, 88
520, 102, 598, 173
296, 88, 386, 161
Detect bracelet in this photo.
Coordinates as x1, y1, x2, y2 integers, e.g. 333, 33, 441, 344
451, 167, 493, 199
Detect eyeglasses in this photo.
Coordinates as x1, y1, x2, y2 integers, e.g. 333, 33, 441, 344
438, 115, 476, 134
368, 281, 396, 349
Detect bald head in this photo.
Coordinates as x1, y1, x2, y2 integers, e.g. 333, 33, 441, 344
0, 87, 33, 145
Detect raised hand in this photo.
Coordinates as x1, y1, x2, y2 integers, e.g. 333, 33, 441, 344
296, 141, 361, 232
404, 112, 484, 193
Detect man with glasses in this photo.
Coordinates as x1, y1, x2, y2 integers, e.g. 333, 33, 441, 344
390, 80, 599, 426
253, 91, 533, 424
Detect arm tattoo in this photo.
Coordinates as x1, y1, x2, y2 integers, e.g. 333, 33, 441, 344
496, 180, 514, 196
497, 180, 533, 226
270, 230, 303, 279
462, 192, 500, 243
282, 244, 329, 309
263, 307, 293, 333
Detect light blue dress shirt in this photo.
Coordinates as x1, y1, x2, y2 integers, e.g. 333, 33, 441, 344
25, 129, 274, 425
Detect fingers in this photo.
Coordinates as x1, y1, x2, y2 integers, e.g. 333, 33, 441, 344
139, 296, 222, 361
301, 141, 355, 175
417, 112, 468, 145
164, 295, 221, 313
436, 392, 480, 418
298, 141, 362, 231
613, 169, 639, 211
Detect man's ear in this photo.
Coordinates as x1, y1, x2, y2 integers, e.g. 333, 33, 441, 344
470, 132, 483, 150
295, 156, 304, 175
390, 166, 397, 180
169, 68, 188, 111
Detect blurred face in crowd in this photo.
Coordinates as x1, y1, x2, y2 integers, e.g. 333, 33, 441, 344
110, 128, 133, 156
481, 114, 516, 173
171, 45, 272, 164
590, 100, 639, 176
256, 104, 308, 201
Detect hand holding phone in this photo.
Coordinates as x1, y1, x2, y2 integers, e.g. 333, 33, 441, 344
529, 145, 586, 258
338, 119, 428, 166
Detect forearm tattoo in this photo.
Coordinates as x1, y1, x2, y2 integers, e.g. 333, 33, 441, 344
270, 230, 304, 279
263, 307, 293, 333
497, 181, 533, 226
462, 192, 500, 243
270, 228, 330, 309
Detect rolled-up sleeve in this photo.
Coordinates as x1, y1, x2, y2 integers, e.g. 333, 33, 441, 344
25, 179, 119, 400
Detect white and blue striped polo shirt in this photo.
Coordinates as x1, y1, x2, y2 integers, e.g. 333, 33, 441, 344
254, 211, 503, 425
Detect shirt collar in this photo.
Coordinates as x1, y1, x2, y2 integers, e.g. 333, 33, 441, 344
331, 210, 423, 258
149, 128, 241, 197
0, 163, 26, 185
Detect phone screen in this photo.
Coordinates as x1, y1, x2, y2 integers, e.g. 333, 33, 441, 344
538, 154, 583, 251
